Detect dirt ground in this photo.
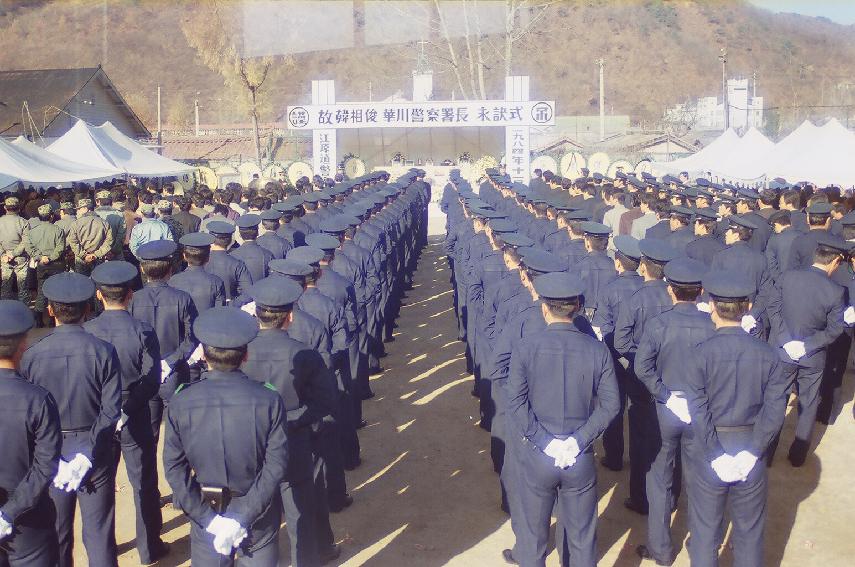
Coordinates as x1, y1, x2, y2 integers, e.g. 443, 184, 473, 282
69, 226, 855, 566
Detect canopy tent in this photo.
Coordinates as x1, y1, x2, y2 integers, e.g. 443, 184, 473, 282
650, 128, 741, 176
48, 119, 192, 177
0, 136, 122, 187
705, 127, 775, 181
765, 119, 855, 187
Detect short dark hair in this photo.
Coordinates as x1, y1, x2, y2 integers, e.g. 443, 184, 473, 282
781, 190, 801, 209
256, 304, 293, 328
730, 225, 753, 241
203, 345, 246, 371
261, 219, 279, 231
542, 297, 582, 319
212, 234, 233, 248
585, 234, 608, 252
183, 246, 210, 266
239, 228, 258, 241
712, 298, 749, 321
49, 301, 87, 324
0, 333, 25, 359
759, 191, 778, 207
140, 259, 172, 281
641, 258, 665, 279
98, 284, 130, 304
616, 252, 640, 272
670, 283, 702, 302
814, 244, 843, 266
808, 213, 829, 227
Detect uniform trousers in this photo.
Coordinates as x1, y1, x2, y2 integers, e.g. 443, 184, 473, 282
513, 439, 597, 567
281, 428, 322, 567
310, 430, 337, 554
189, 493, 280, 567
601, 353, 629, 469
818, 332, 851, 422
113, 404, 163, 564
0, 259, 28, 304
0, 495, 57, 567
645, 403, 687, 563
33, 260, 65, 313
149, 362, 189, 445
686, 431, 767, 567
315, 420, 348, 510
627, 371, 659, 511
780, 361, 824, 463
52, 431, 117, 567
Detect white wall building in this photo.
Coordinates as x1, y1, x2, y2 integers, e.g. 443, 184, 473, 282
666, 78, 764, 132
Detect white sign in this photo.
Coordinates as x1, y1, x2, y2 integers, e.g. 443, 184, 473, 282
313, 130, 336, 179
287, 99, 555, 130
505, 126, 530, 183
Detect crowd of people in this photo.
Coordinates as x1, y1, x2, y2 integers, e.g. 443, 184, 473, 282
0, 169, 431, 566
443, 167, 852, 567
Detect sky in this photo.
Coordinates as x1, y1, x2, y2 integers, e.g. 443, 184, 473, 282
750, 0, 855, 25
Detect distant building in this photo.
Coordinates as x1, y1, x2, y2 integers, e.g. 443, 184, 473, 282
0, 66, 149, 141
666, 78, 763, 132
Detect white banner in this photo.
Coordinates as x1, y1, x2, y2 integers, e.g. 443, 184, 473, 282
287, 100, 555, 130
505, 126, 531, 184
313, 130, 336, 178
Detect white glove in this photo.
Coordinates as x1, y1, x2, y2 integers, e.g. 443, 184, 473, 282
733, 450, 759, 481
63, 454, 93, 492
783, 340, 807, 361
544, 438, 565, 465
240, 301, 257, 317
160, 360, 173, 384
592, 326, 603, 341
665, 393, 692, 424
53, 460, 72, 490
206, 515, 247, 556
741, 314, 757, 333
557, 436, 581, 469
845, 305, 855, 325
0, 511, 12, 540
188, 343, 205, 365
696, 302, 711, 313
116, 411, 129, 432
710, 454, 742, 483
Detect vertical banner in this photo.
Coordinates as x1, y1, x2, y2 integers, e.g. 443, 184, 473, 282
312, 80, 337, 178
505, 76, 531, 184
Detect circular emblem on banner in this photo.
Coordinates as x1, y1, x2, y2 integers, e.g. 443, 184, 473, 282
531, 102, 554, 124
288, 107, 310, 128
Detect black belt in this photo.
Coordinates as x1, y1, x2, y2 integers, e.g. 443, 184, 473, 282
715, 425, 752, 432
201, 485, 246, 513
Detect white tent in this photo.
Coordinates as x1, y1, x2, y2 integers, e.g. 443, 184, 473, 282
767, 119, 855, 187
708, 127, 775, 181
10, 136, 122, 184
0, 136, 122, 186
651, 128, 741, 176
48, 120, 192, 177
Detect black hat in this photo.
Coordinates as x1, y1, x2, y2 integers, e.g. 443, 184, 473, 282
769, 210, 792, 225
260, 209, 282, 222
305, 233, 340, 251
489, 219, 517, 233
639, 238, 678, 264
320, 217, 351, 234
136, 239, 178, 261
235, 214, 261, 229
581, 221, 611, 236
338, 215, 361, 228
269, 259, 313, 278
695, 178, 710, 187
737, 187, 761, 200
250, 277, 303, 309
563, 210, 591, 222
193, 306, 259, 348
520, 249, 567, 273
44, 272, 95, 303
207, 220, 236, 235
0, 300, 34, 335
693, 207, 718, 221
703, 271, 755, 300
670, 205, 694, 218
533, 272, 585, 300
728, 215, 759, 230
663, 257, 707, 285
613, 235, 642, 260
500, 232, 535, 248
180, 232, 215, 248
815, 232, 849, 254
287, 246, 325, 266
806, 202, 833, 216
840, 211, 855, 226
91, 261, 138, 286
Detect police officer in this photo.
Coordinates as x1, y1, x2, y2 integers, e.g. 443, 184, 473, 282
162, 307, 287, 566
243, 278, 341, 566
0, 300, 61, 567
19, 272, 122, 567
591, 235, 644, 471
231, 214, 274, 282
256, 209, 291, 259
128, 240, 197, 443
206, 221, 254, 302
26, 203, 66, 326
684, 271, 790, 567
67, 198, 113, 276
85, 261, 168, 564
634, 257, 715, 565
769, 233, 846, 466
575, 221, 617, 319
614, 238, 678, 514
505, 272, 619, 567
169, 232, 227, 313
0, 196, 30, 304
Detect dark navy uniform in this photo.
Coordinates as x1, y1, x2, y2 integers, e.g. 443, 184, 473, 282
684, 274, 790, 567
0, 301, 61, 567
231, 240, 274, 283
206, 249, 253, 302
243, 277, 339, 567
20, 273, 122, 567
169, 265, 226, 313
506, 272, 619, 567
162, 307, 288, 566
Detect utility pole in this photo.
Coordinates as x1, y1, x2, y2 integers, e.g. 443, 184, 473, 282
597, 58, 605, 140
194, 99, 200, 137
156, 85, 162, 152
719, 48, 729, 130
